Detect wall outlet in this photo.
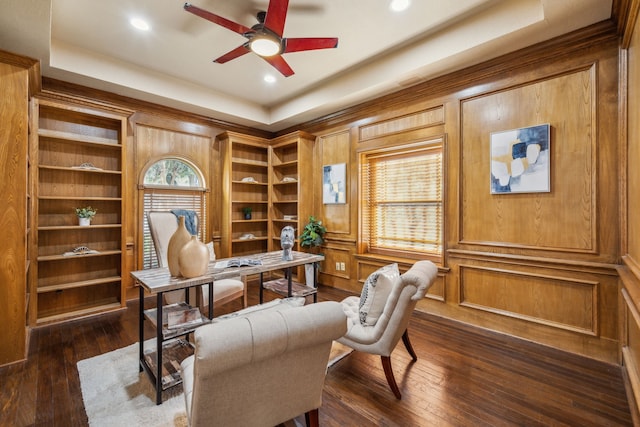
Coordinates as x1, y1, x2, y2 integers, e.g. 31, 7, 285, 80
340, 262, 346, 271
336, 262, 341, 271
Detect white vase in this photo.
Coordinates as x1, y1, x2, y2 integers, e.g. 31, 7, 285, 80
79, 217, 91, 226
178, 235, 210, 278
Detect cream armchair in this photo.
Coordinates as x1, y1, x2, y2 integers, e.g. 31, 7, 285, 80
146, 211, 246, 309
337, 260, 438, 399
180, 301, 347, 427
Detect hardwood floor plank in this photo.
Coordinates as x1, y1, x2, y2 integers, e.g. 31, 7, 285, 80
0, 363, 22, 426
34, 327, 54, 426
0, 284, 634, 427
62, 325, 87, 426
15, 327, 39, 427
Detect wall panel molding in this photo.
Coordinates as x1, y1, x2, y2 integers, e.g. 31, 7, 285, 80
359, 105, 445, 142
459, 65, 598, 254
459, 265, 598, 336
449, 249, 619, 276
318, 129, 351, 236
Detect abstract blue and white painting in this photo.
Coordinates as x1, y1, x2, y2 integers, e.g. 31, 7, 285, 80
323, 163, 346, 204
490, 124, 550, 194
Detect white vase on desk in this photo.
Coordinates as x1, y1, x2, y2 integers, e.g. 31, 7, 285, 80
179, 235, 210, 278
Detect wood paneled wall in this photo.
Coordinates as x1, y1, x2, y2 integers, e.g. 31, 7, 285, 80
0, 60, 29, 365
0, 50, 39, 366
300, 23, 622, 364
619, 0, 640, 411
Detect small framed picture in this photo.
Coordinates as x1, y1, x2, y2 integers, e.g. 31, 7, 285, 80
323, 163, 346, 204
490, 124, 550, 194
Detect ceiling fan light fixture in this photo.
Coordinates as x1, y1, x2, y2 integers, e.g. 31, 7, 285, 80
250, 36, 281, 57
390, 0, 411, 12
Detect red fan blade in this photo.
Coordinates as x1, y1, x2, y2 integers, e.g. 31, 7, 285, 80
283, 38, 339, 53
214, 45, 250, 64
184, 3, 252, 35
262, 54, 294, 77
264, 0, 289, 37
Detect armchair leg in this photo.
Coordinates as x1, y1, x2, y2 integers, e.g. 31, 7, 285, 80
381, 356, 402, 399
402, 329, 418, 361
305, 408, 319, 427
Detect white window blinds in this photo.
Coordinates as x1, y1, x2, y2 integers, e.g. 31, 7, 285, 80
361, 141, 443, 260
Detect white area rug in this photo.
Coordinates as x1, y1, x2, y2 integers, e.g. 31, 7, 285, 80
77, 342, 188, 427
78, 341, 352, 426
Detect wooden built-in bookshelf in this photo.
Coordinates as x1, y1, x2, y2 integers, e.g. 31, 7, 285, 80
218, 132, 270, 258
268, 131, 316, 283
31, 98, 127, 324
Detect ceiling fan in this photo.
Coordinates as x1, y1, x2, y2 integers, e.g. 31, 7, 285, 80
183, 1, 338, 77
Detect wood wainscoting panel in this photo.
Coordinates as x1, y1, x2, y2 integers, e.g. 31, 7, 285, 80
359, 105, 445, 142
620, 261, 640, 411
460, 66, 596, 253
459, 265, 597, 335
321, 244, 352, 281
622, 286, 640, 413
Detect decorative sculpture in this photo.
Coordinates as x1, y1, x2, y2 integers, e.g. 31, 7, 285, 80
281, 226, 295, 261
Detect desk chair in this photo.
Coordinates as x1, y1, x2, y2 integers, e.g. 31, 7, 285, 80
146, 211, 247, 310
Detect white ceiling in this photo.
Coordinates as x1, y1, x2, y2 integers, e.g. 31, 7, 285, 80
0, 0, 612, 132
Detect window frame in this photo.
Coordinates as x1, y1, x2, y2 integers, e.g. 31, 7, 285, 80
358, 138, 444, 264
138, 157, 208, 270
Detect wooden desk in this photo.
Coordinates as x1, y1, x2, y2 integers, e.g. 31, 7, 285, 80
131, 250, 324, 404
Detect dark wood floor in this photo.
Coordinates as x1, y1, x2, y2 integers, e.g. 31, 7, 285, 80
0, 283, 637, 427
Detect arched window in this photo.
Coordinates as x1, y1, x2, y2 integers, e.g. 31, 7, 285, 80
140, 158, 208, 269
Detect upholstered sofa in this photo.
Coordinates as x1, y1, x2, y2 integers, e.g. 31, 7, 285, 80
180, 299, 347, 427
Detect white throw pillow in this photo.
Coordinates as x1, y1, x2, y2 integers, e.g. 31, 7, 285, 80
358, 263, 400, 326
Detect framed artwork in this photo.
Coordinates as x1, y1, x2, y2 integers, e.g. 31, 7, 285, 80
490, 123, 550, 194
323, 163, 346, 204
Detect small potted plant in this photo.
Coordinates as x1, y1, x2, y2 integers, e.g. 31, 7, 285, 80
298, 216, 327, 286
299, 216, 327, 250
242, 206, 252, 220
75, 206, 97, 226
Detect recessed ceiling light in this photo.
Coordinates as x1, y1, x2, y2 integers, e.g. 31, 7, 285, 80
390, 0, 410, 12
264, 75, 276, 83
130, 18, 150, 31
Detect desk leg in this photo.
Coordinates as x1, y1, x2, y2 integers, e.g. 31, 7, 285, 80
313, 262, 318, 303
208, 282, 213, 319
259, 272, 264, 304
155, 292, 163, 405
139, 285, 144, 373
287, 267, 293, 297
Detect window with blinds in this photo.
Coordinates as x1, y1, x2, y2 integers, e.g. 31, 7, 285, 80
360, 140, 443, 261
140, 158, 207, 269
